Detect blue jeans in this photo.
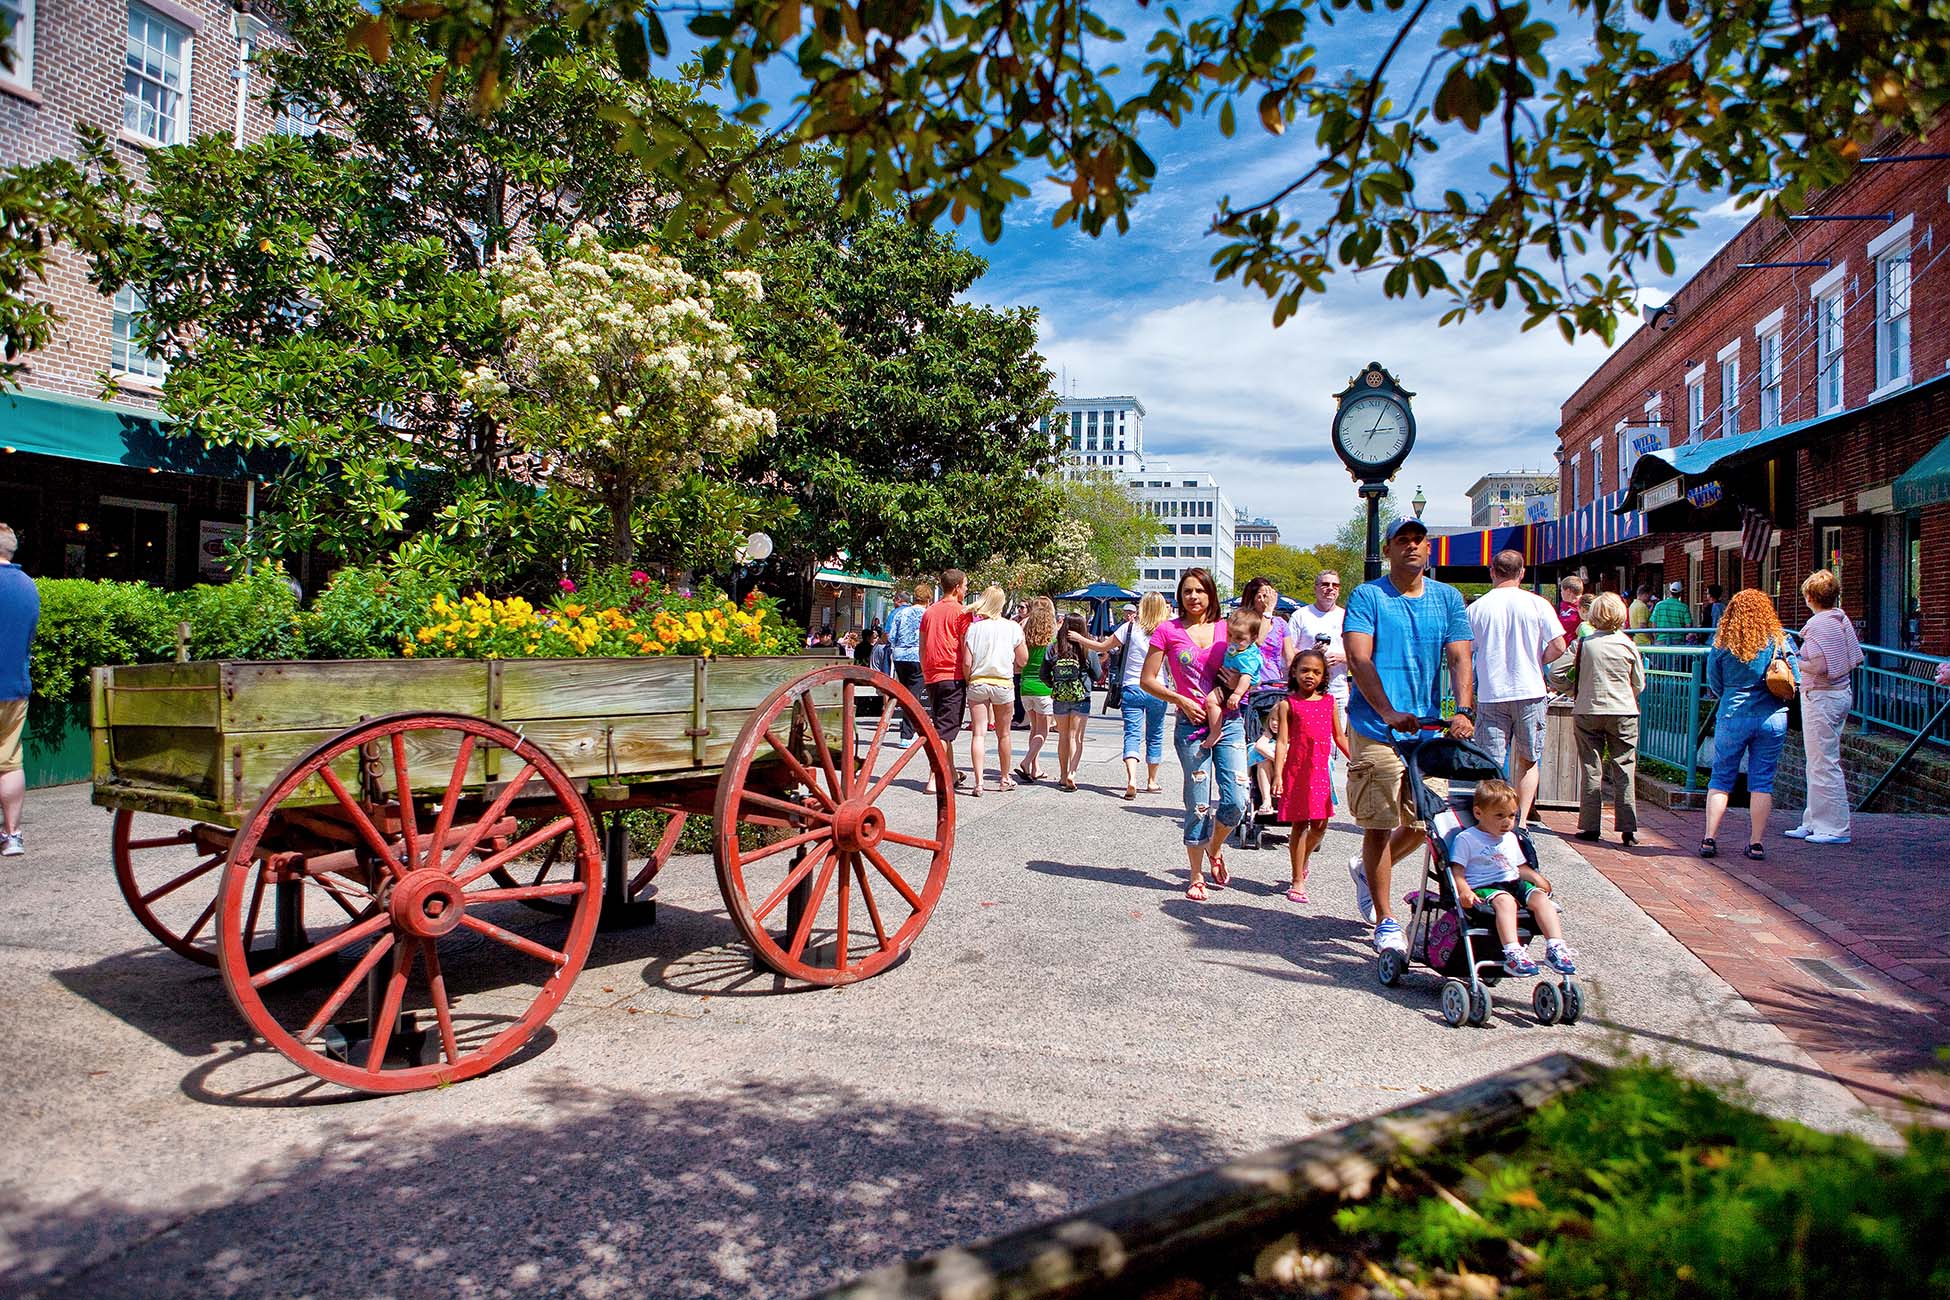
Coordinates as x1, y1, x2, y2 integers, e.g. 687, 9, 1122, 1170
1710, 703, 1790, 794
1122, 693, 1167, 765
1173, 715, 1247, 846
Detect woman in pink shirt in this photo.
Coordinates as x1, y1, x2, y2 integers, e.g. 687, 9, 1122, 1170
1140, 567, 1248, 900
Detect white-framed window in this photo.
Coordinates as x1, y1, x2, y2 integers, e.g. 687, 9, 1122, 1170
0, 0, 35, 91
1718, 342, 1740, 437
1686, 369, 1706, 443
125, 4, 191, 145
1590, 440, 1603, 498
1816, 290, 1845, 413
1757, 325, 1782, 427
1876, 243, 1912, 390
1567, 455, 1579, 506
110, 286, 168, 381
1615, 419, 1631, 482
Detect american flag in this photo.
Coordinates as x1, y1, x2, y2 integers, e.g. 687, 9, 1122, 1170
1740, 505, 1773, 564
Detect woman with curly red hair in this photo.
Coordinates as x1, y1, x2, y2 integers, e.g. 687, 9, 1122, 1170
1701, 589, 1798, 860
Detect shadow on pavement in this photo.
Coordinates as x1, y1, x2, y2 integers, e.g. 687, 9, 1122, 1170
1024, 859, 1175, 892
8, 1076, 1228, 1300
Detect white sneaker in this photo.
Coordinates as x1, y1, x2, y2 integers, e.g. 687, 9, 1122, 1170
1782, 826, 1811, 840
1348, 854, 1375, 924
1807, 833, 1852, 845
0, 832, 21, 857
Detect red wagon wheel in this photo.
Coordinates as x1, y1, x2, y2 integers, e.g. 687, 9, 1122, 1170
216, 713, 601, 1093
112, 809, 265, 967
715, 665, 953, 986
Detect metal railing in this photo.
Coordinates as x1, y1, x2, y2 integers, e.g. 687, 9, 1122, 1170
1436, 627, 1949, 796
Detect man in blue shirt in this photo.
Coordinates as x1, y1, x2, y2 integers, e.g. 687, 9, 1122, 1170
0, 524, 40, 857
1341, 517, 1476, 954
885, 582, 931, 744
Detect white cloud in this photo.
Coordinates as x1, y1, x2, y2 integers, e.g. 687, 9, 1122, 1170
1031, 283, 1617, 544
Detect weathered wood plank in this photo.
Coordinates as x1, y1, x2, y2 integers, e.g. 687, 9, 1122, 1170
700, 656, 833, 712
808, 1055, 1602, 1300
92, 783, 237, 826
100, 662, 220, 691
107, 686, 220, 729
109, 727, 222, 799
231, 726, 490, 811
498, 657, 697, 719
220, 660, 492, 733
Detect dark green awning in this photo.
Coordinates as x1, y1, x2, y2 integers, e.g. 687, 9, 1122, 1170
0, 387, 278, 479
1895, 432, 1950, 511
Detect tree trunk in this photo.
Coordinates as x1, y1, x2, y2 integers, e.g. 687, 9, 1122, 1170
605, 486, 635, 566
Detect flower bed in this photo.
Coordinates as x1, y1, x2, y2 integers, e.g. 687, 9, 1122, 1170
404, 574, 789, 659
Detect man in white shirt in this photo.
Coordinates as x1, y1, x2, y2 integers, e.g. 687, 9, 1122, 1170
1466, 551, 1567, 824
1286, 571, 1348, 707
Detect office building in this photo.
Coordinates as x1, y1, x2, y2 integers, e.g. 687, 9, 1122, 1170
1464, 472, 1558, 527
1235, 513, 1280, 549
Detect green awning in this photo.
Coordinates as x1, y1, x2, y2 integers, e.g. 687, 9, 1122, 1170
1895, 432, 1950, 511
0, 387, 277, 479
814, 567, 894, 589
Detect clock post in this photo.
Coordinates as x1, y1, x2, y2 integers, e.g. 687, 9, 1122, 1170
1328, 363, 1417, 581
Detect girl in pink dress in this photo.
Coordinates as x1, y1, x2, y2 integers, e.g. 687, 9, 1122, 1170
1272, 649, 1350, 904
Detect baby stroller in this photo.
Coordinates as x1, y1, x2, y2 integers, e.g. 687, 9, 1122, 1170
1375, 730, 1585, 1028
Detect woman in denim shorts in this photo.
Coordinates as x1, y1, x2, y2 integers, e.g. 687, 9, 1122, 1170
1701, 590, 1797, 861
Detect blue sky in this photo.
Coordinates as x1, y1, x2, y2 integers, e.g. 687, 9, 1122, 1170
931, 9, 1751, 547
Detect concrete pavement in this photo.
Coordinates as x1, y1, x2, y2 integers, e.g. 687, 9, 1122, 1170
0, 711, 1897, 1299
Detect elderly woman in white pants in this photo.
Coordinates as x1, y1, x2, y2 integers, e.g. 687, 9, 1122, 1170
1786, 569, 1863, 846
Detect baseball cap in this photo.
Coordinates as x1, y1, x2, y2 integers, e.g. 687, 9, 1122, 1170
1667, 580, 1684, 594
1121, 602, 1137, 613
1384, 517, 1429, 542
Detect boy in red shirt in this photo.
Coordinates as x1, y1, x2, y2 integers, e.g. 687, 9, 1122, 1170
919, 568, 973, 792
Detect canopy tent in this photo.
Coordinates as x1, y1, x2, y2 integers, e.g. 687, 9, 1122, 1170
1894, 431, 1950, 511
1056, 582, 1141, 636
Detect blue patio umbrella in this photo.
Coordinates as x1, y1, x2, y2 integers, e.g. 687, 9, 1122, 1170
1056, 582, 1142, 636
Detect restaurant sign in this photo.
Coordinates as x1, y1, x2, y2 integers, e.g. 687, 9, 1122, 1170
1685, 480, 1724, 508
1639, 478, 1682, 511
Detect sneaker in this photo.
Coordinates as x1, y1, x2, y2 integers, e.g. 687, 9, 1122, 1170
1807, 833, 1852, 845
0, 832, 20, 857
1348, 854, 1376, 924
1373, 916, 1408, 954
1543, 942, 1578, 975
1782, 825, 1811, 840
1502, 947, 1540, 977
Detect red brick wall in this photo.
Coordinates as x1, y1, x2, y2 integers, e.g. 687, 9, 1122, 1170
1551, 126, 1950, 654
2, 0, 290, 406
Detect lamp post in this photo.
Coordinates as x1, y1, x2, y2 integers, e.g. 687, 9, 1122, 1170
1411, 486, 1427, 519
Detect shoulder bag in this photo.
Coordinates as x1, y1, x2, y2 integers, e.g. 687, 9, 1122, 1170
1764, 643, 1798, 702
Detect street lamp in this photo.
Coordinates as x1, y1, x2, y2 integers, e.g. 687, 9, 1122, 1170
1411, 486, 1427, 519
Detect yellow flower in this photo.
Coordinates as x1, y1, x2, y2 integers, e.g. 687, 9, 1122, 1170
402, 643, 416, 657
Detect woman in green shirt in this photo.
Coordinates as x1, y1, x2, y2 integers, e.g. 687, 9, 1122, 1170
1014, 597, 1058, 781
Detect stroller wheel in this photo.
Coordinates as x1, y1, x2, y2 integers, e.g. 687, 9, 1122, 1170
1439, 979, 1470, 1027
1467, 984, 1492, 1026
1561, 981, 1584, 1024
1531, 981, 1562, 1026
1377, 948, 1406, 988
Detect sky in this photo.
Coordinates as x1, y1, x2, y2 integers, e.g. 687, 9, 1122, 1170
936, 9, 1752, 548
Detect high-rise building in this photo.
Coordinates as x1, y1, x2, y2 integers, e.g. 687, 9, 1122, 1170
1235, 513, 1280, 549
1129, 470, 1237, 598
1042, 394, 1147, 477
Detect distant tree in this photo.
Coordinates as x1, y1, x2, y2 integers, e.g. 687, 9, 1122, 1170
1061, 471, 1160, 588
1233, 543, 1318, 601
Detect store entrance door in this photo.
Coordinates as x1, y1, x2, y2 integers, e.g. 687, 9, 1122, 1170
96, 497, 178, 586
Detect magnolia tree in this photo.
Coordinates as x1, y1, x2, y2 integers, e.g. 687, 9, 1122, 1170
979, 516, 1093, 598
465, 225, 778, 564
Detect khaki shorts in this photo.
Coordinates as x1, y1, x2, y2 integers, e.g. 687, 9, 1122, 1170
0, 698, 24, 775
966, 680, 1014, 707
1020, 693, 1053, 715
1345, 730, 1448, 831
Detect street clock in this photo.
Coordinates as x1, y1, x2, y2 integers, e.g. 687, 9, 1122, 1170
1330, 363, 1417, 483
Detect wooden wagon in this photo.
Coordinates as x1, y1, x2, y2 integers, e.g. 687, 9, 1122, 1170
92, 657, 954, 1093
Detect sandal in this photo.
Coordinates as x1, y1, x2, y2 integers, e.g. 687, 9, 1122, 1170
1060, 777, 1078, 792
1185, 879, 1208, 901
1145, 784, 1163, 793
997, 777, 1017, 791
1699, 837, 1717, 858
1746, 842, 1766, 860
1123, 785, 1138, 801
965, 784, 983, 798
1208, 849, 1230, 889
1013, 764, 1037, 783
1285, 887, 1310, 904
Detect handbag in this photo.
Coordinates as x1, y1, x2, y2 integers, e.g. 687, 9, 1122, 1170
1764, 645, 1798, 701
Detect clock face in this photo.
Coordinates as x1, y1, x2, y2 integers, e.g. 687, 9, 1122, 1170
1336, 394, 1411, 469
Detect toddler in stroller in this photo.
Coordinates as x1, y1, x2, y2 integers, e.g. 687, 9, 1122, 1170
1377, 734, 1586, 1028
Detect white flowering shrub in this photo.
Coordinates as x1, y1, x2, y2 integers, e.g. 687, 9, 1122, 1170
464, 224, 778, 562
979, 516, 1094, 596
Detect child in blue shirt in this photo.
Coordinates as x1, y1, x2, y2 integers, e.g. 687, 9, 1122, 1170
1194, 608, 1263, 751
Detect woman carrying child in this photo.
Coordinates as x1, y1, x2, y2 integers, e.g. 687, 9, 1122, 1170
1447, 779, 1577, 977
1270, 647, 1350, 904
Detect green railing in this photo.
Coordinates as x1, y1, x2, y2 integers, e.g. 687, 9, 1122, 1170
1852, 644, 1950, 749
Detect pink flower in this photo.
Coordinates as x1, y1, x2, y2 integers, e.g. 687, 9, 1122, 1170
630, 570, 650, 585
559, 578, 578, 593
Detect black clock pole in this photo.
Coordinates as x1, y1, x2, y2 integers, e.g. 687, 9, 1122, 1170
1360, 483, 1389, 581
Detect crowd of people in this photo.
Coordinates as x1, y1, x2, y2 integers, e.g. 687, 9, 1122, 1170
851, 512, 1897, 969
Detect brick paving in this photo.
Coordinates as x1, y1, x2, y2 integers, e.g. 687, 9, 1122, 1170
1540, 804, 1950, 1126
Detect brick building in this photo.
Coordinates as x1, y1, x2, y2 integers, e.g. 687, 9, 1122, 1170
1548, 127, 1950, 656
1, 1, 290, 587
